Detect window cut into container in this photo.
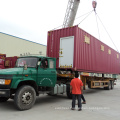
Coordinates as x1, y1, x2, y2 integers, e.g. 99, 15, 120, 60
117, 54, 119, 59
84, 35, 90, 44
108, 49, 111, 54
101, 45, 104, 51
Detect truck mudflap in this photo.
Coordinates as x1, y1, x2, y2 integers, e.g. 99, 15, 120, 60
0, 89, 10, 97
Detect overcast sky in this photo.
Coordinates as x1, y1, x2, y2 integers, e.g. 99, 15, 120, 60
0, 0, 120, 52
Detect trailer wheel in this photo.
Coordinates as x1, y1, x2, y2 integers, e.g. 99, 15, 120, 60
88, 81, 91, 89
14, 85, 36, 110
111, 81, 114, 89
104, 81, 111, 90
0, 97, 9, 102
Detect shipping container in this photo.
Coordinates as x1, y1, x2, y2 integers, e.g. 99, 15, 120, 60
47, 25, 120, 74
0, 54, 6, 59
5, 56, 18, 68
0, 54, 6, 69
0, 54, 18, 69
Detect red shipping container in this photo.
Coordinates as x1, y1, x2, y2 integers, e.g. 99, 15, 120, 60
0, 54, 6, 60
5, 56, 18, 68
0, 59, 5, 69
0, 54, 6, 69
47, 26, 120, 74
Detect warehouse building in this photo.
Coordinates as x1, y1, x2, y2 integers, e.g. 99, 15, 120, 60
0, 32, 46, 57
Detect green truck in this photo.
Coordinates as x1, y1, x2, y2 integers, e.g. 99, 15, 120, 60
0, 56, 72, 110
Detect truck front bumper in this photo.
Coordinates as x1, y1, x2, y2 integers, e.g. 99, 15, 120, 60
0, 89, 10, 97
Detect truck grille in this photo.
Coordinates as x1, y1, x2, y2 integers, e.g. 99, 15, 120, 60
0, 75, 13, 79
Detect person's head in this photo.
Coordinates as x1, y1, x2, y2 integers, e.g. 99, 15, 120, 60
75, 71, 79, 78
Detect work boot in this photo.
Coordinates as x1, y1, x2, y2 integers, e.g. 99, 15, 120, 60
82, 101, 86, 104
78, 108, 82, 111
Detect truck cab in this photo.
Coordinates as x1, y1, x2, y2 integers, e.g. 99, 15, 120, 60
0, 56, 57, 110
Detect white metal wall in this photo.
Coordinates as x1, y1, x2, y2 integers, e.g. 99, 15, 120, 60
0, 32, 46, 57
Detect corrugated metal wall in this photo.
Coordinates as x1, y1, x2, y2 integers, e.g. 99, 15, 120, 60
0, 32, 46, 57
75, 27, 120, 74
47, 26, 120, 74
47, 27, 76, 67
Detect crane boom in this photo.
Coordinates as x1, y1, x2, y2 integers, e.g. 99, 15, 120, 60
63, 0, 80, 28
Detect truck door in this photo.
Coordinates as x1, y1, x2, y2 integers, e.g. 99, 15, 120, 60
59, 36, 74, 68
37, 58, 57, 87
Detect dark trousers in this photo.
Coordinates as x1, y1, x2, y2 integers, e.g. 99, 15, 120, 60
81, 94, 86, 102
75, 94, 86, 102
72, 94, 82, 109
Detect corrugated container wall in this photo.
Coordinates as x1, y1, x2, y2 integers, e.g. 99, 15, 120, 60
47, 26, 120, 74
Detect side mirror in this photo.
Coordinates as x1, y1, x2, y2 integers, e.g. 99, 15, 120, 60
24, 64, 28, 70
36, 61, 41, 69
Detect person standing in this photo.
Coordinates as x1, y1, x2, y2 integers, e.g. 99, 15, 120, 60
70, 71, 83, 111
75, 94, 86, 105
76, 74, 86, 104
81, 94, 86, 104
79, 74, 86, 104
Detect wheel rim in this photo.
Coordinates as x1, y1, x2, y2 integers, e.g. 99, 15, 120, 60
22, 92, 33, 105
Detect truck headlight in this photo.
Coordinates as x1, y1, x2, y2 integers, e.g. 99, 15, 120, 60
0, 79, 11, 85
0, 79, 5, 84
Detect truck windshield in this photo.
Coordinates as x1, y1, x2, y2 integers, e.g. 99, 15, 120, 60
16, 57, 38, 68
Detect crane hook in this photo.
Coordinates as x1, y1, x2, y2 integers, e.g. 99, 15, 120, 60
92, 1, 97, 12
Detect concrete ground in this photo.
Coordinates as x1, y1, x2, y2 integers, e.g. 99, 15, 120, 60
0, 80, 120, 120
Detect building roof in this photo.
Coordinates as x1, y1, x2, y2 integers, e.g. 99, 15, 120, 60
0, 32, 46, 46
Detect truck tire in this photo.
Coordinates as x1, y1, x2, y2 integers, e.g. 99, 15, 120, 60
111, 81, 114, 89
67, 91, 72, 99
104, 81, 111, 90
66, 84, 72, 99
88, 81, 91, 89
0, 97, 9, 102
14, 85, 36, 110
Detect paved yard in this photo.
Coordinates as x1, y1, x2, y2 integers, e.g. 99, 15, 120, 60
0, 80, 120, 120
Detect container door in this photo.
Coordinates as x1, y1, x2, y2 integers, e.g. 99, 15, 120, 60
59, 36, 74, 68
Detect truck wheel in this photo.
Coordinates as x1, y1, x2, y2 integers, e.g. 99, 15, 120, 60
104, 81, 111, 90
0, 97, 9, 102
111, 81, 114, 89
88, 81, 91, 89
14, 85, 36, 110
67, 91, 72, 99
66, 84, 72, 99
